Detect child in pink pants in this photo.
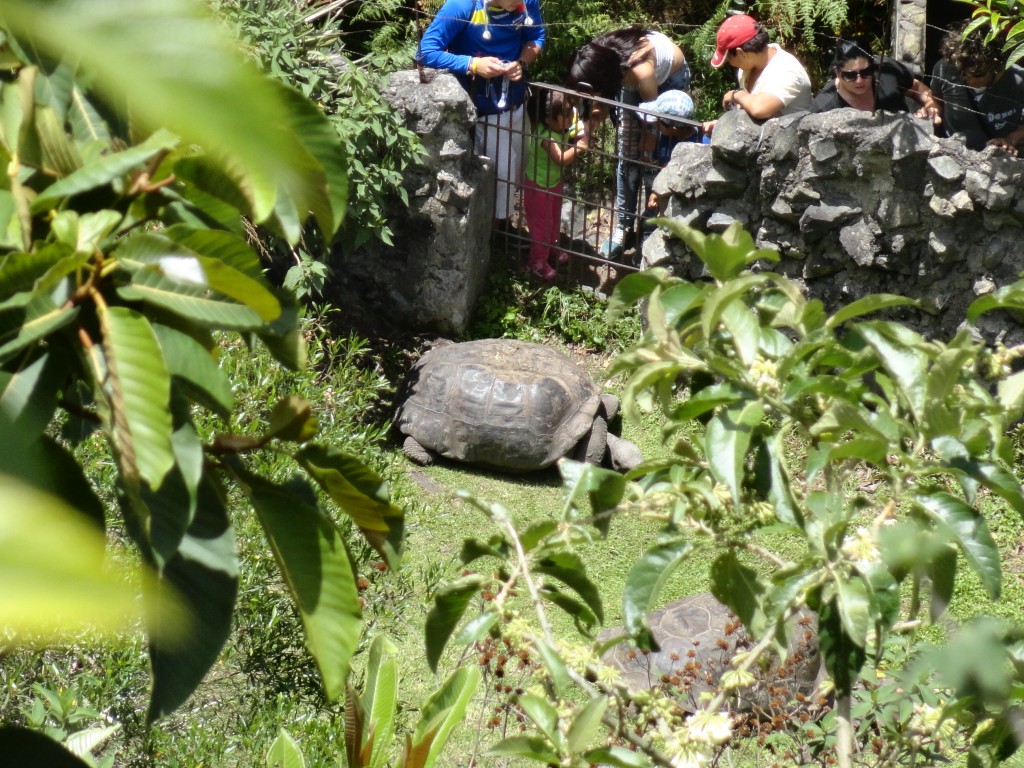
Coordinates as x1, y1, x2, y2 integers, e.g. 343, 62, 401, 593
523, 91, 590, 281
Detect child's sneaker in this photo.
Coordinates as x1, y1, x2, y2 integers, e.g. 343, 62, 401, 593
599, 226, 627, 259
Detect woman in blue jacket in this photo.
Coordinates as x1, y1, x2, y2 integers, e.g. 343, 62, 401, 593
418, 0, 545, 230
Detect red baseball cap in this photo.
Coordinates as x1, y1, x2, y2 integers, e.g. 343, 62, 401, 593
710, 14, 759, 68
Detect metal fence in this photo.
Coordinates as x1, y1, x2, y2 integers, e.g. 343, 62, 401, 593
483, 80, 703, 292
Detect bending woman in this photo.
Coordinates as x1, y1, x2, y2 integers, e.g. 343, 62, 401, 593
811, 39, 941, 123
567, 27, 690, 258
418, 0, 545, 229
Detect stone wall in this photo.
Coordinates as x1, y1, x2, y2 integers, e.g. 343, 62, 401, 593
334, 70, 494, 336
644, 108, 1024, 343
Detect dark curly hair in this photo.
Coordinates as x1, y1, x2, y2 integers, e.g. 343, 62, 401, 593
567, 26, 651, 98
939, 23, 1004, 77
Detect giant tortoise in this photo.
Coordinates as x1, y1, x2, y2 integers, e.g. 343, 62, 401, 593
598, 593, 824, 713
395, 339, 642, 473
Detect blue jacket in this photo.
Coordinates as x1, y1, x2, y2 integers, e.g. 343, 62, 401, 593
418, 0, 545, 115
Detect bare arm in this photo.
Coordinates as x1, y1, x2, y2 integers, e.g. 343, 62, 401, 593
543, 134, 589, 167
724, 88, 785, 120
908, 78, 942, 125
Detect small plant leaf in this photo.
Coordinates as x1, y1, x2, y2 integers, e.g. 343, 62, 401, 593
583, 745, 654, 768
425, 574, 485, 672
834, 573, 871, 647
623, 537, 693, 650
567, 696, 608, 753
818, 595, 866, 698
535, 551, 603, 624
484, 735, 559, 763
409, 666, 480, 768
297, 444, 404, 568
915, 491, 1001, 599
825, 294, 917, 329
705, 400, 764, 506
267, 728, 306, 768
711, 551, 767, 634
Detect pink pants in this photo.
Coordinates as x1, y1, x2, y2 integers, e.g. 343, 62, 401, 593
523, 178, 564, 268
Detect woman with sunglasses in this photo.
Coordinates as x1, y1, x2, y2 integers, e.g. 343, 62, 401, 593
811, 39, 941, 124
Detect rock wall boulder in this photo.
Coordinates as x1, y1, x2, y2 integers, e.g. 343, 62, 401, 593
334, 70, 493, 335
644, 108, 1024, 343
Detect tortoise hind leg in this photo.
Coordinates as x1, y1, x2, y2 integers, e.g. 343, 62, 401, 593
403, 436, 436, 466
573, 416, 608, 465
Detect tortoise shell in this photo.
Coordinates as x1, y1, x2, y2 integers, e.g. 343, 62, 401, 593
395, 339, 603, 471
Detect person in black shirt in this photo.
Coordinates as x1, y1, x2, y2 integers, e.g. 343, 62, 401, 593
811, 39, 941, 125
931, 24, 1024, 155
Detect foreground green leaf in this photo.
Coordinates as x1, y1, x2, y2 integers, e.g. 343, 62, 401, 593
241, 471, 361, 702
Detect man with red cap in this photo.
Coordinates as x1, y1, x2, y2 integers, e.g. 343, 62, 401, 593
704, 14, 811, 132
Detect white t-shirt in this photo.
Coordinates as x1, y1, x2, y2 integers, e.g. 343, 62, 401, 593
739, 44, 812, 115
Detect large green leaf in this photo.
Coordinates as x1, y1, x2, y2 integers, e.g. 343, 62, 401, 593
517, 694, 563, 750
2, 0, 329, 228
407, 666, 481, 768
0, 348, 64, 437
0, 474, 175, 640
915, 492, 1001, 599
266, 729, 306, 768
558, 460, 626, 535
146, 476, 238, 722
152, 323, 234, 418
946, 456, 1024, 522
752, 430, 803, 528
0, 295, 78, 364
622, 537, 693, 650
30, 129, 179, 212
425, 573, 485, 672
0, 728, 92, 768
704, 400, 764, 505
99, 305, 175, 491
241, 472, 361, 702
116, 232, 282, 321
273, 82, 348, 239
607, 269, 665, 322
116, 268, 265, 331
297, 444, 404, 569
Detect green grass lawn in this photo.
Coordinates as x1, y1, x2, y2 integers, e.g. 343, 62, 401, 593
7, 287, 1024, 768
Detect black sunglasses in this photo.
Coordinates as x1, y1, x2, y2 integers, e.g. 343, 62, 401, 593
838, 64, 876, 82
